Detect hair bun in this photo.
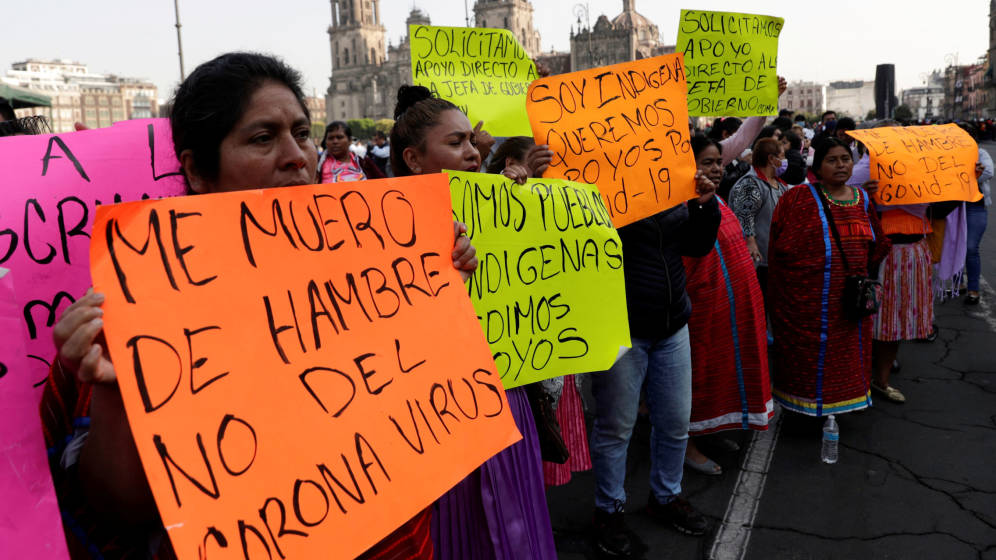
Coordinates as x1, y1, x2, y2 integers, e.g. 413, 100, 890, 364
394, 85, 433, 120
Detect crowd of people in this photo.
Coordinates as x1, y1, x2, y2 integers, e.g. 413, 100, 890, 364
1, 51, 990, 560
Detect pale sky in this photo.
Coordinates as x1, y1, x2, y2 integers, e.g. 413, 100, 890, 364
2, 0, 989, 102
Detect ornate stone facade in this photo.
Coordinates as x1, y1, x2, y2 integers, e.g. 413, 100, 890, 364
326, 0, 673, 124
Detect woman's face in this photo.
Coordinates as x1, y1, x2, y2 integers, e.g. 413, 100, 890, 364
695, 144, 723, 185
325, 126, 351, 159
779, 135, 790, 152
818, 146, 854, 185
187, 81, 317, 193
405, 109, 482, 175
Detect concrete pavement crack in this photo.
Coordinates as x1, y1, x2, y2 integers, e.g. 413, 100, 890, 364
868, 407, 963, 433
749, 523, 983, 552
840, 442, 996, 532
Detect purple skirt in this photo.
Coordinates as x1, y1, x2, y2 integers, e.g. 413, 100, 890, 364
431, 386, 557, 560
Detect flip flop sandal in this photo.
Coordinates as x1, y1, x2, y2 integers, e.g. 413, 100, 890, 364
684, 455, 722, 475
871, 383, 906, 403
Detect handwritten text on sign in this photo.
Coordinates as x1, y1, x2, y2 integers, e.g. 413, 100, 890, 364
0, 119, 184, 558
90, 175, 520, 560
526, 53, 698, 228
448, 171, 630, 388
411, 25, 537, 137
846, 124, 982, 205
678, 10, 783, 117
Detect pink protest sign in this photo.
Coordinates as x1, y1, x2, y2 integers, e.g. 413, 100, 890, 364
0, 268, 68, 558
0, 119, 186, 554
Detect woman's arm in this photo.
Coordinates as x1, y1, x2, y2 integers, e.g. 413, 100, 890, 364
720, 117, 765, 168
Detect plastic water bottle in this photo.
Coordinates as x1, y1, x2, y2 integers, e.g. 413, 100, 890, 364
821, 414, 839, 464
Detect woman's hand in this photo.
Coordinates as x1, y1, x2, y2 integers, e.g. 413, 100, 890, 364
524, 144, 554, 177
694, 170, 717, 205
452, 221, 478, 282
777, 76, 787, 96
976, 162, 985, 179
53, 288, 116, 384
746, 236, 762, 263
473, 121, 496, 166
501, 163, 530, 185
861, 179, 879, 195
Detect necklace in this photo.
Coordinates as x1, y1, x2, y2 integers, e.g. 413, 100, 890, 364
819, 184, 859, 207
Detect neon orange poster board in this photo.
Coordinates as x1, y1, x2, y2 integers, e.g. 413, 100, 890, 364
89, 174, 521, 560
526, 53, 698, 228
846, 124, 982, 205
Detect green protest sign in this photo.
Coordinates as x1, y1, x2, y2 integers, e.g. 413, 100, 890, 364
448, 171, 630, 389
410, 25, 536, 137
677, 9, 783, 117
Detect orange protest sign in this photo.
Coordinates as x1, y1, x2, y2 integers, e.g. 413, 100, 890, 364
846, 124, 982, 205
89, 175, 521, 560
526, 53, 698, 228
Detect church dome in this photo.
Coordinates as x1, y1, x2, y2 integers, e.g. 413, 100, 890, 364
611, 0, 653, 30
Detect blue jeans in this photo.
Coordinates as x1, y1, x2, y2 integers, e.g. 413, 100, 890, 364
590, 326, 692, 511
967, 202, 988, 292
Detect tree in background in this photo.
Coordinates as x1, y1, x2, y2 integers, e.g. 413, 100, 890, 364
375, 119, 394, 136
893, 104, 914, 123
346, 118, 376, 140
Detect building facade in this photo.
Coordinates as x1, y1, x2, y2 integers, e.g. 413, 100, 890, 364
825, 80, 876, 120
781, 81, 825, 115
2, 59, 157, 133
901, 70, 945, 121
326, 0, 671, 123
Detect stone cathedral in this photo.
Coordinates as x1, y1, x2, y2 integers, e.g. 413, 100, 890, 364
325, 0, 673, 123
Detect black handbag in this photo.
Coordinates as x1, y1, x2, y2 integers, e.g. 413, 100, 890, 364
524, 382, 570, 465
815, 187, 882, 320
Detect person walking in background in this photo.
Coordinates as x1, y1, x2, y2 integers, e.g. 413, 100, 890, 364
966, 130, 993, 305
370, 130, 391, 176
318, 120, 385, 182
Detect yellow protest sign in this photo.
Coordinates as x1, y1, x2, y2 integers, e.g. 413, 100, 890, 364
89, 175, 521, 560
410, 25, 537, 137
526, 53, 698, 228
448, 171, 630, 388
846, 124, 982, 205
677, 9, 783, 117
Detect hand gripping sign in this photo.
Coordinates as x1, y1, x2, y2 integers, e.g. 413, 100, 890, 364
89, 174, 521, 560
526, 53, 698, 228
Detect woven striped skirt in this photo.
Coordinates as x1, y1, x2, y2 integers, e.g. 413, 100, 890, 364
873, 239, 933, 341
543, 376, 592, 486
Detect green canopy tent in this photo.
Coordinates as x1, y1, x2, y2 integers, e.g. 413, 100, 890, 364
0, 83, 51, 109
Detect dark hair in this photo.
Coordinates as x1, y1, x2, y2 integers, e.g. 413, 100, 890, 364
0, 115, 50, 137
794, 114, 807, 123
784, 130, 802, 151
708, 117, 742, 140
486, 136, 534, 174
958, 122, 981, 141
169, 52, 308, 182
812, 137, 853, 174
772, 116, 793, 132
0, 101, 16, 122
321, 121, 351, 150
835, 117, 856, 132
756, 125, 779, 141
389, 85, 459, 177
821, 110, 836, 120
752, 137, 781, 167
778, 109, 794, 118
690, 134, 722, 159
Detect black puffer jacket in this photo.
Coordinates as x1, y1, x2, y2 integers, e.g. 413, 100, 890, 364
618, 197, 721, 339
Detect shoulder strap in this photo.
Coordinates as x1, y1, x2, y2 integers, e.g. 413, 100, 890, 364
858, 187, 876, 242
809, 184, 852, 273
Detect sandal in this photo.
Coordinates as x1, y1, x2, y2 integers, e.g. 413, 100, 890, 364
871, 383, 906, 403
684, 455, 722, 475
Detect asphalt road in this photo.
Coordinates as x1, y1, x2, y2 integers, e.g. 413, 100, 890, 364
547, 143, 996, 560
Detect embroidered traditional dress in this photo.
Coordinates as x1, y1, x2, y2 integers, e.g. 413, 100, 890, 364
683, 200, 773, 434
767, 185, 890, 416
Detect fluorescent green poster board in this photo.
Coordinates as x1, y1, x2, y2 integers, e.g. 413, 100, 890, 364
677, 9, 783, 117
410, 25, 536, 137
448, 171, 630, 388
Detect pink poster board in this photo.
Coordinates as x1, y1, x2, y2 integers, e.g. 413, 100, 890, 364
0, 119, 186, 555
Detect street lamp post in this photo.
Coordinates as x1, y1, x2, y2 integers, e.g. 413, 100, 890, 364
173, 0, 186, 81
573, 3, 593, 69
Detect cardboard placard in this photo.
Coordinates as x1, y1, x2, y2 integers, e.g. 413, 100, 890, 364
410, 24, 537, 137
526, 53, 698, 228
448, 171, 630, 388
677, 9, 783, 117
0, 119, 185, 557
89, 174, 521, 560
846, 124, 982, 205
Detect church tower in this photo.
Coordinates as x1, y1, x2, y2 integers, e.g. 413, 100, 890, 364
473, 0, 541, 57
328, 0, 386, 71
